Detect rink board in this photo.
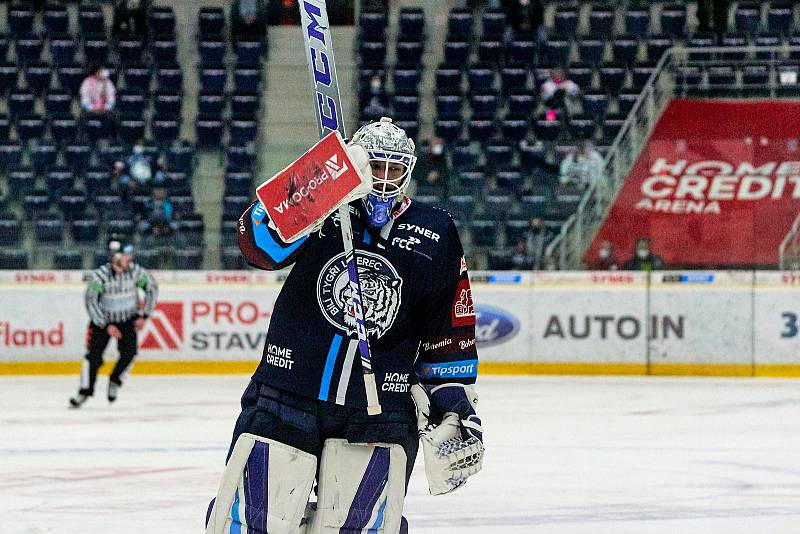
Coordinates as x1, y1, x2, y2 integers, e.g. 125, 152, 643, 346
0, 270, 798, 376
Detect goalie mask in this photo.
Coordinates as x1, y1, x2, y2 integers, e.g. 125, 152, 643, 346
349, 117, 417, 228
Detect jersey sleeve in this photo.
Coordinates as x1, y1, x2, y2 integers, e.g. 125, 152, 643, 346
237, 200, 309, 270
414, 218, 478, 397
84, 272, 106, 328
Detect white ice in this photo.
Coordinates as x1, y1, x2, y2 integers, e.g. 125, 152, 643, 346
1, 375, 799, 534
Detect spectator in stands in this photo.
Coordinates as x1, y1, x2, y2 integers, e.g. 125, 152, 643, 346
500, 0, 545, 37
80, 65, 116, 114
128, 140, 153, 187
595, 240, 619, 270
138, 185, 176, 240
519, 217, 551, 270
232, 0, 267, 41
541, 68, 580, 118
559, 141, 604, 190
112, 0, 150, 42
623, 237, 665, 271
414, 137, 449, 195
697, 0, 730, 43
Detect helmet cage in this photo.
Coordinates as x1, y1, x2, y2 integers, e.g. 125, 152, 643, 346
367, 149, 417, 201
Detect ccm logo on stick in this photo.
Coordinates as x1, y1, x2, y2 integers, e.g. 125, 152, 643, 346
303, 1, 338, 131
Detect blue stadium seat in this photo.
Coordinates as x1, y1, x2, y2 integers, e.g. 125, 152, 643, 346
235, 40, 263, 64
171, 195, 195, 218
152, 115, 180, 144
399, 8, 425, 37
485, 142, 514, 170
625, 8, 651, 36
55, 65, 84, 97
123, 64, 152, 93
483, 193, 513, 220
0, 248, 28, 269
470, 93, 498, 118
50, 115, 78, 141
156, 64, 182, 92
444, 40, 470, 65
582, 91, 609, 119
46, 167, 75, 199
507, 91, 536, 117
44, 90, 72, 117
646, 35, 673, 62
755, 32, 781, 59
436, 66, 462, 93
578, 37, 605, 65
617, 91, 639, 116
359, 9, 386, 41
500, 64, 528, 93
97, 143, 125, 167
29, 142, 56, 174
612, 36, 639, 65
360, 40, 387, 65
468, 118, 495, 142
0, 113, 9, 139
117, 90, 146, 116
569, 115, 596, 139
231, 92, 259, 118
448, 8, 473, 39
154, 91, 182, 116
434, 119, 461, 141
230, 117, 258, 144
94, 194, 123, 220
221, 247, 247, 270
487, 248, 514, 270
201, 65, 227, 92
0, 141, 22, 172
708, 65, 736, 88
132, 249, 159, 269
199, 7, 225, 35
660, 4, 687, 36
602, 114, 626, 141
8, 90, 35, 117
450, 142, 478, 171
72, 218, 99, 244
223, 195, 250, 220
224, 169, 253, 195
8, 167, 34, 199
632, 62, 657, 90
477, 40, 503, 63
589, 6, 614, 35
165, 171, 190, 194
151, 36, 178, 64
436, 94, 462, 119
234, 65, 261, 93
198, 91, 225, 117
196, 115, 224, 148
542, 39, 571, 67
768, 4, 793, 34
508, 36, 535, 64
119, 117, 145, 144
53, 250, 84, 270
117, 36, 144, 64
396, 40, 424, 65
393, 119, 418, 140
198, 35, 228, 65
599, 64, 626, 93
735, 3, 761, 34
520, 194, 549, 218
15, 33, 42, 64
497, 169, 524, 193
8, 4, 34, 36
392, 68, 420, 95
392, 94, 419, 118
742, 64, 769, 86
79, 5, 104, 34
64, 143, 91, 173
166, 141, 196, 175
456, 170, 485, 190
44, 4, 69, 34
0, 63, 17, 94
482, 10, 507, 38
226, 145, 255, 171
174, 248, 204, 270
84, 167, 111, 200
149, 7, 176, 35
687, 35, 715, 61
0, 35, 8, 62
84, 115, 114, 143
50, 35, 75, 65
533, 118, 561, 142
24, 190, 50, 218
568, 63, 593, 88
554, 6, 579, 35
36, 216, 64, 244
721, 33, 748, 60
58, 189, 87, 220
445, 194, 474, 219
0, 217, 21, 246
83, 34, 109, 64
106, 218, 134, 237
24, 63, 51, 94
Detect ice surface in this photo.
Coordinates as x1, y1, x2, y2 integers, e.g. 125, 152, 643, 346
1, 375, 799, 533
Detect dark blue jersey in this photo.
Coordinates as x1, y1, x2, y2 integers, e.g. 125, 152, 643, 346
238, 198, 478, 413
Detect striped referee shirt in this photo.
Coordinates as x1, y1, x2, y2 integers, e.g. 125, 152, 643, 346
85, 262, 158, 328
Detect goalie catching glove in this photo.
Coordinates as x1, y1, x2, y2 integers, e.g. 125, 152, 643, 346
410, 383, 484, 496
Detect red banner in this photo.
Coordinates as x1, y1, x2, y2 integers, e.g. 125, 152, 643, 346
588, 99, 800, 268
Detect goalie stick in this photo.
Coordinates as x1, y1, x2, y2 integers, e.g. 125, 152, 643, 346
299, 0, 382, 415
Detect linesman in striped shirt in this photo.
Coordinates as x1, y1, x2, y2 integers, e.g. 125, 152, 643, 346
69, 236, 158, 408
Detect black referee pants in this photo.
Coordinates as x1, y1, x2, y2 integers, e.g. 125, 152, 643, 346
78, 319, 138, 396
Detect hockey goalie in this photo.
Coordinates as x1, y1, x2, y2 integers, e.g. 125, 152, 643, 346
205, 118, 484, 533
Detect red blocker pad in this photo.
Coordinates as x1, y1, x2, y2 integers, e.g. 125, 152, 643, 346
256, 131, 370, 243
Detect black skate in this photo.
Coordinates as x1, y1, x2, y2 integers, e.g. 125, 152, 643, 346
69, 394, 88, 408
107, 381, 119, 403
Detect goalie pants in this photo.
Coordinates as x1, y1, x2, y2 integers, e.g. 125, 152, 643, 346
78, 319, 138, 396
228, 380, 419, 490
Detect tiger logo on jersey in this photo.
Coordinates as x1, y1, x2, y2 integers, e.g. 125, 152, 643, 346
317, 251, 403, 338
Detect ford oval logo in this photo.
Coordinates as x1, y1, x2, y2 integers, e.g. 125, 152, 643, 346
475, 304, 519, 347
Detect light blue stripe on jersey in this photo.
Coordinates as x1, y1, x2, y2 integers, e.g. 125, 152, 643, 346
230, 488, 242, 534
363, 228, 371, 244
319, 334, 342, 401
416, 359, 479, 379
251, 202, 306, 263
368, 497, 387, 533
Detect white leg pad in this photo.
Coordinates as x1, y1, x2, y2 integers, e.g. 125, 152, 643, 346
206, 433, 317, 534
306, 439, 406, 534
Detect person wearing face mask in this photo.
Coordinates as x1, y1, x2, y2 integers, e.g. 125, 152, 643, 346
596, 240, 619, 270
69, 236, 158, 408
523, 217, 551, 270
80, 65, 116, 114
623, 237, 665, 271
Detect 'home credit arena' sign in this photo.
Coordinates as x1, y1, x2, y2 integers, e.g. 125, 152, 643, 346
589, 100, 800, 267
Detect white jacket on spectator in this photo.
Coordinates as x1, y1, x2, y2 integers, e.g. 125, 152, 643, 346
541, 77, 580, 104
80, 72, 116, 112
559, 147, 604, 189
